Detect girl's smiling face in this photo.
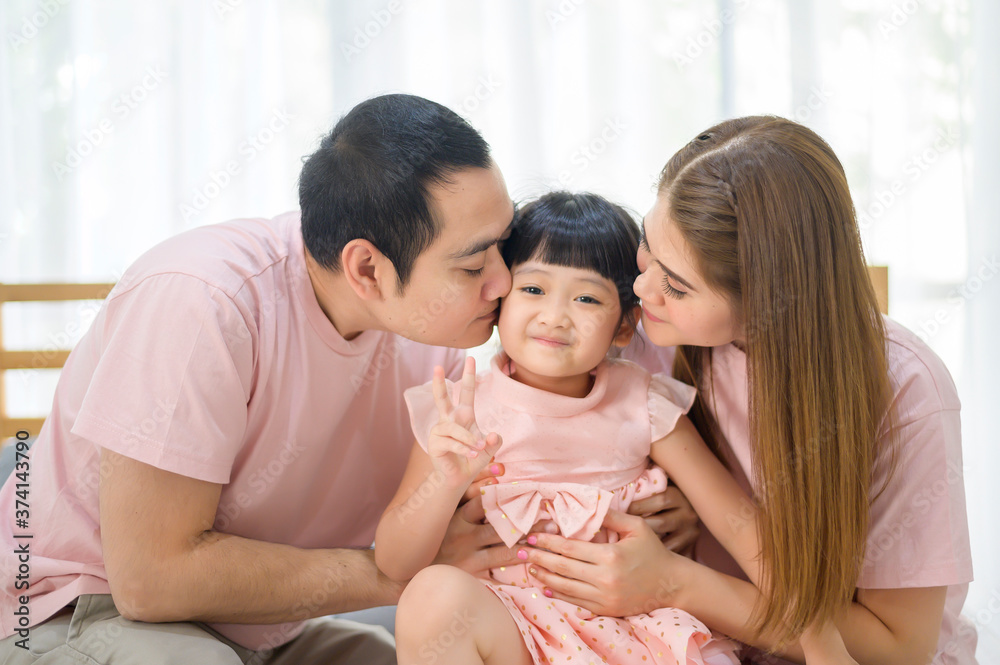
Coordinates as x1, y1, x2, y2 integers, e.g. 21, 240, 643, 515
498, 259, 634, 398
633, 194, 743, 349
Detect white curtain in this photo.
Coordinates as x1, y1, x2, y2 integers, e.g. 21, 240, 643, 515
2, 1, 996, 659
962, 0, 1000, 657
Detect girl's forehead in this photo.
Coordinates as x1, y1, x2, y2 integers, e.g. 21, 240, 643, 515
511, 260, 616, 287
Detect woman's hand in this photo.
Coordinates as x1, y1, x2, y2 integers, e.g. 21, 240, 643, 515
427, 357, 502, 490
628, 482, 700, 556
521, 509, 694, 617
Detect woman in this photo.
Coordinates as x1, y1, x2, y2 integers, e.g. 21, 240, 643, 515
519, 116, 975, 664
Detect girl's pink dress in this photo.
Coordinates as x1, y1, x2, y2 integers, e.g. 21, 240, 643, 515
405, 354, 738, 665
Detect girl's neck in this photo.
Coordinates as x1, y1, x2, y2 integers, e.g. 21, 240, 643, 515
504, 357, 596, 398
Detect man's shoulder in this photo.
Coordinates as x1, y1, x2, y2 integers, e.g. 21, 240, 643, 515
112, 212, 302, 301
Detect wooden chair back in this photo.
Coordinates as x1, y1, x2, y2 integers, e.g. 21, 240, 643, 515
0, 282, 115, 440
868, 265, 889, 315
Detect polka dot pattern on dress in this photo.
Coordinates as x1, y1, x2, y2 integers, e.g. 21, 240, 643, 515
482, 580, 738, 665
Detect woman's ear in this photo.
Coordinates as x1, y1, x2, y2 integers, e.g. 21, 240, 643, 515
612, 306, 641, 348
340, 239, 396, 301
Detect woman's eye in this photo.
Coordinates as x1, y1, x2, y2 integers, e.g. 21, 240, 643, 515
662, 274, 687, 299
464, 267, 486, 277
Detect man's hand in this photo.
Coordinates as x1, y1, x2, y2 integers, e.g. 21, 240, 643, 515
628, 482, 700, 556
433, 494, 520, 576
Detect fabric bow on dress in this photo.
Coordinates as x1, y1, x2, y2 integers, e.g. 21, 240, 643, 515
482, 466, 670, 547
482, 481, 612, 547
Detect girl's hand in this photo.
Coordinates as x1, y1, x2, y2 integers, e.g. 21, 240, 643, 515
427, 357, 502, 490
521, 509, 693, 617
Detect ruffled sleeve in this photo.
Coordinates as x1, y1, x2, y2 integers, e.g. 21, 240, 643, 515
648, 373, 697, 441
403, 379, 451, 453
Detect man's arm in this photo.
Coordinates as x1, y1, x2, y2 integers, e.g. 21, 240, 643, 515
100, 450, 403, 623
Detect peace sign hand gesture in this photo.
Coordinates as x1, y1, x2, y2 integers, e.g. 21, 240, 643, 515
428, 356, 502, 491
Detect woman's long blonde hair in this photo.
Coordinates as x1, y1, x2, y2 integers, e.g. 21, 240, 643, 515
661, 116, 894, 644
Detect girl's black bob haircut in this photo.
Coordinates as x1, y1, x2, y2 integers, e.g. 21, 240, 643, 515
501, 191, 641, 324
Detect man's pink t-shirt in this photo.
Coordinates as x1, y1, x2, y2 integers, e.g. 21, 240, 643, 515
0, 212, 463, 650
623, 317, 976, 664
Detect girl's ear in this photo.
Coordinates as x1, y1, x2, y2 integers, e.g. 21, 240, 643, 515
612, 306, 641, 348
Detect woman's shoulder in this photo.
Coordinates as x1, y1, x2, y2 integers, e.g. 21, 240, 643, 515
619, 324, 676, 375
606, 357, 696, 401
605, 356, 680, 389
604, 356, 651, 377
882, 316, 961, 421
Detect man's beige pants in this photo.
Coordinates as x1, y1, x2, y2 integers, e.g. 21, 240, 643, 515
0, 595, 396, 664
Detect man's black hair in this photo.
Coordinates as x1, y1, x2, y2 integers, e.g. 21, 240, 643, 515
299, 93, 492, 288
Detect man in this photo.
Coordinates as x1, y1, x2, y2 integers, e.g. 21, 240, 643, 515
0, 94, 516, 664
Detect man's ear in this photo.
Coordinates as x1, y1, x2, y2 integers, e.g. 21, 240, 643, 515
340, 239, 396, 301
612, 306, 641, 348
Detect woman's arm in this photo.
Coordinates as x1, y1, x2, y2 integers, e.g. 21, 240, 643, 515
798, 622, 858, 665
648, 415, 760, 580
673, 555, 946, 664
521, 512, 947, 665
648, 416, 889, 664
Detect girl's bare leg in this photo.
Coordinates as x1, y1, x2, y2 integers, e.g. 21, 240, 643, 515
395, 565, 533, 665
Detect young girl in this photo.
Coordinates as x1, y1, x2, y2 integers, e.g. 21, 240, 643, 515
375, 192, 846, 665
